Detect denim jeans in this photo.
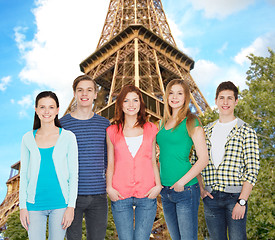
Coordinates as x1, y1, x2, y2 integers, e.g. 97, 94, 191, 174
203, 191, 247, 240
111, 197, 157, 240
66, 194, 108, 240
160, 183, 200, 240
28, 208, 66, 240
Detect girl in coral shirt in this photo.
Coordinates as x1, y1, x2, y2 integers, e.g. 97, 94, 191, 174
106, 85, 162, 240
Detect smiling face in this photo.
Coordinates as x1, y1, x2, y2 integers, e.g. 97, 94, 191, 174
168, 84, 185, 111
122, 92, 140, 117
215, 90, 238, 118
35, 97, 59, 124
74, 80, 97, 108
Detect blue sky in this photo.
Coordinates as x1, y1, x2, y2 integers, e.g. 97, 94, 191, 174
0, 0, 274, 203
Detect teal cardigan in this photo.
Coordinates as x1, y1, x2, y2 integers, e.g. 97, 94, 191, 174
19, 129, 78, 209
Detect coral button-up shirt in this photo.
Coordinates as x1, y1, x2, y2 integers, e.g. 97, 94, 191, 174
106, 122, 158, 199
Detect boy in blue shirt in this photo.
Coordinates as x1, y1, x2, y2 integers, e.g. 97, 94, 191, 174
60, 75, 110, 240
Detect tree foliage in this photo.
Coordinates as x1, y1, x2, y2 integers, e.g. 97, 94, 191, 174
3, 210, 28, 240
238, 49, 274, 240
236, 48, 274, 159
200, 49, 275, 240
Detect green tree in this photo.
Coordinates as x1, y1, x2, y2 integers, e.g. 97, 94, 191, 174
3, 210, 28, 240
235, 49, 274, 158
200, 49, 275, 239
236, 49, 274, 240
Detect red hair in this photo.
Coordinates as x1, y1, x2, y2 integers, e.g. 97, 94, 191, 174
114, 85, 147, 130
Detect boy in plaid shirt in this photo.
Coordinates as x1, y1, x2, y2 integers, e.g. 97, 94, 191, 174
192, 81, 260, 240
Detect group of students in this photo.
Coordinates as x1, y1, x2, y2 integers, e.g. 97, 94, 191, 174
19, 75, 260, 240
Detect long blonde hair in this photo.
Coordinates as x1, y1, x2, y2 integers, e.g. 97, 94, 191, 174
162, 79, 200, 136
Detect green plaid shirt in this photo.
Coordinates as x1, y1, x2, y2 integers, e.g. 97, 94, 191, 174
191, 118, 260, 192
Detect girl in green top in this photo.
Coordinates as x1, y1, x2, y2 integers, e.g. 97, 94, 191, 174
157, 79, 208, 240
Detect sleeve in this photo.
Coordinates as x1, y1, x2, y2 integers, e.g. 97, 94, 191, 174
19, 136, 30, 209
104, 134, 108, 172
149, 122, 158, 137
67, 132, 79, 208
106, 125, 115, 145
242, 127, 260, 186
104, 121, 111, 171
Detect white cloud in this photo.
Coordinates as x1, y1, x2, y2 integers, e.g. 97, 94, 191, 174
189, 0, 255, 19
18, 95, 33, 108
217, 42, 228, 54
19, 110, 29, 119
234, 32, 275, 65
14, 27, 33, 53
192, 60, 221, 87
167, 16, 200, 58
15, 0, 109, 108
192, 59, 247, 104
0, 76, 11, 91
17, 94, 36, 119
224, 68, 247, 90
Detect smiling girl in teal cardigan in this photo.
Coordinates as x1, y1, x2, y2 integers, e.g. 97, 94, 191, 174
19, 91, 78, 240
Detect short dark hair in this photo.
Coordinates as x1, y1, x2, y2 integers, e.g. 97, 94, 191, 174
72, 75, 97, 92
33, 91, 61, 130
216, 81, 238, 100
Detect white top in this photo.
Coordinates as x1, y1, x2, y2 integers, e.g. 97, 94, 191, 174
210, 118, 237, 168
125, 135, 143, 158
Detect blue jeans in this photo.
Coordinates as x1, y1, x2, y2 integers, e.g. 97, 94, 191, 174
66, 194, 108, 240
160, 183, 200, 240
111, 197, 157, 240
28, 208, 66, 240
203, 191, 247, 240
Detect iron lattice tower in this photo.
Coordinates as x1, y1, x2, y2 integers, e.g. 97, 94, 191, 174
0, 162, 20, 229
67, 0, 209, 120
0, 0, 210, 231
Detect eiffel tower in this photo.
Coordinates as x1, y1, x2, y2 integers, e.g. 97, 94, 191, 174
0, 0, 210, 233
67, 0, 209, 119
0, 162, 20, 230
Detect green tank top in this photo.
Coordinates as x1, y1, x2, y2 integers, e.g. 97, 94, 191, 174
156, 118, 199, 187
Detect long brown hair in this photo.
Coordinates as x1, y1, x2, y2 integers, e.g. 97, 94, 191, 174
162, 79, 200, 136
114, 85, 147, 130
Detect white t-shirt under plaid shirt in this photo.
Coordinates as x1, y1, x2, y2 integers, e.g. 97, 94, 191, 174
210, 118, 237, 168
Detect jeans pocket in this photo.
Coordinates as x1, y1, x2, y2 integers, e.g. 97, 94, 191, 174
173, 186, 191, 193
172, 188, 191, 202
202, 195, 211, 202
